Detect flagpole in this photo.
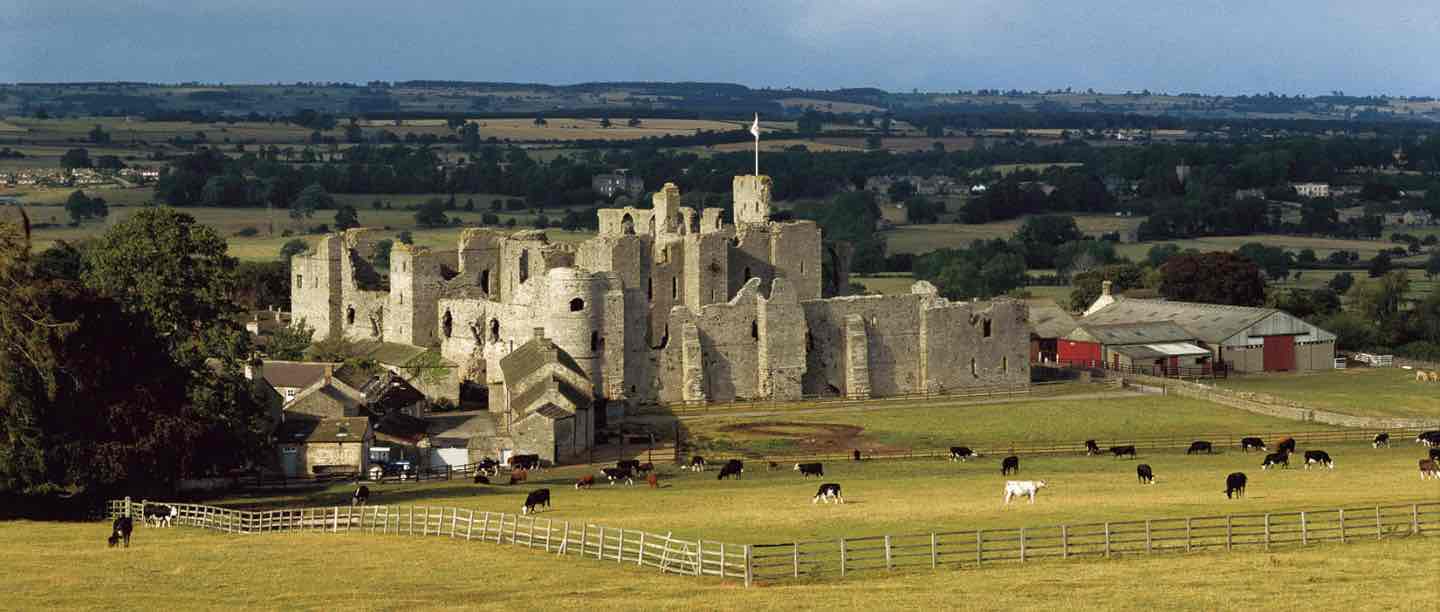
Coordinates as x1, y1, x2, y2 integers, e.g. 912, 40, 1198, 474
752, 113, 760, 176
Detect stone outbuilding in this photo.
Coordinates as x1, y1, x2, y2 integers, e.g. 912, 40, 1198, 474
495, 328, 596, 464
275, 417, 373, 477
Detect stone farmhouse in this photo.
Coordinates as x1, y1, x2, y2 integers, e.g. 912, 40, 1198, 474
291, 175, 1030, 462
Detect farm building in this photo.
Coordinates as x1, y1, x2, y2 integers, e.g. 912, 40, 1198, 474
275, 417, 373, 477
259, 360, 342, 405
492, 328, 598, 464
1057, 321, 1213, 375
1026, 300, 1078, 364
1080, 285, 1336, 373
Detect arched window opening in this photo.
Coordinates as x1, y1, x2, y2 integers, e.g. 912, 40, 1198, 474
489, 319, 500, 343
590, 331, 600, 351
983, 319, 992, 338
743, 266, 751, 281
442, 310, 453, 338
621, 213, 635, 235
970, 357, 977, 377
518, 250, 530, 284
398, 292, 404, 305
346, 306, 356, 325
1002, 356, 1008, 372
647, 277, 653, 302
750, 320, 758, 341
296, 274, 303, 288
648, 217, 655, 235
480, 269, 490, 293
800, 261, 804, 275
671, 277, 677, 300
715, 216, 723, 230
569, 297, 585, 312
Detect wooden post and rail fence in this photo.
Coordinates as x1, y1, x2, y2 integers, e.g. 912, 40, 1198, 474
111, 498, 1436, 587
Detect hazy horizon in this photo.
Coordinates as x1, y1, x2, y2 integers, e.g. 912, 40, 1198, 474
5, 1, 1438, 97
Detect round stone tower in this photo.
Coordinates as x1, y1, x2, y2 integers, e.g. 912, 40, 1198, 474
543, 267, 611, 385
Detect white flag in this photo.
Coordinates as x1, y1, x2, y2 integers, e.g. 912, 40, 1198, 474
750, 114, 761, 139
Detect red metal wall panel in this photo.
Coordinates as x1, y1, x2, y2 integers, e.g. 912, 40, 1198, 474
1263, 336, 1295, 371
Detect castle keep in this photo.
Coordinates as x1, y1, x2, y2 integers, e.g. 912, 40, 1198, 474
292, 176, 1028, 457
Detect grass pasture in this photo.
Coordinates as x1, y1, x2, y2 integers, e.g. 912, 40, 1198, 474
1218, 368, 1440, 421
1118, 234, 1410, 262
881, 216, 1143, 254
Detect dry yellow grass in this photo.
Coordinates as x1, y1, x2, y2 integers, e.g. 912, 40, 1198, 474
881, 216, 1143, 254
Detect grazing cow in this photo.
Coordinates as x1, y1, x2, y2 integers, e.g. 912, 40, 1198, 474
1303, 450, 1334, 470
1225, 472, 1248, 499
812, 483, 844, 504
143, 504, 176, 528
1430, 448, 1440, 462
1275, 437, 1297, 455
1240, 437, 1266, 453
1085, 440, 1101, 455
473, 474, 490, 485
521, 488, 551, 515
617, 459, 641, 473
1372, 433, 1390, 448
352, 485, 370, 507
1420, 459, 1439, 480
1187, 441, 1213, 455
601, 467, 634, 486
1002, 480, 1047, 504
509, 469, 528, 485
1001, 455, 1020, 476
509, 454, 541, 471
687, 456, 707, 472
717, 459, 744, 480
647, 472, 659, 489
795, 462, 824, 478
634, 462, 654, 475
575, 475, 595, 490
1110, 445, 1137, 459
1416, 431, 1440, 447
767, 461, 779, 471
950, 446, 979, 462
1136, 464, 1155, 484
108, 516, 133, 548
1261, 452, 1289, 470
853, 449, 862, 462
476, 458, 500, 476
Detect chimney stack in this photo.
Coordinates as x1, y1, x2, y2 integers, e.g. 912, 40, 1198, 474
533, 327, 546, 341
1101, 280, 1113, 297
324, 364, 333, 386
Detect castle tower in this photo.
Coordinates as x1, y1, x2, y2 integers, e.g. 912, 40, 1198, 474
290, 235, 343, 340
653, 182, 681, 236
733, 175, 772, 226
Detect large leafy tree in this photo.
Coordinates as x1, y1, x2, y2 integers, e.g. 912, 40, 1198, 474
1014, 215, 1084, 268
1159, 252, 1265, 306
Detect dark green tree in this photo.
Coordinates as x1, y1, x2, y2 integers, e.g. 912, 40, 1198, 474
334, 205, 360, 230
414, 198, 449, 227
1159, 252, 1265, 306
290, 183, 333, 221
60, 148, 91, 169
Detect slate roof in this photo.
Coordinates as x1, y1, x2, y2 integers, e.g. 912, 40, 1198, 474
1026, 300, 1079, 339
1082, 299, 1280, 344
276, 417, 371, 444
509, 375, 591, 419
1070, 321, 1195, 345
263, 361, 338, 389
499, 335, 586, 385
371, 410, 430, 445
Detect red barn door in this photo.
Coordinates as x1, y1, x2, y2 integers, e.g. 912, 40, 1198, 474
1263, 336, 1295, 371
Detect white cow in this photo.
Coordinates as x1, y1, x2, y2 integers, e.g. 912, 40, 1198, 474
1003, 480, 1048, 504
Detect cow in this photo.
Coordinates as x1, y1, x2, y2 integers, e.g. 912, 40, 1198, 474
1001, 455, 1020, 476
1003, 480, 1047, 504
853, 449, 862, 462
601, 467, 634, 486
1085, 440, 1101, 455
1262, 452, 1289, 470
687, 456, 707, 472
521, 488, 551, 515
717, 459, 744, 480
473, 474, 490, 485
352, 485, 370, 507
1275, 437, 1297, 455
634, 462, 654, 475
949, 446, 979, 462
1303, 450, 1334, 470
1430, 448, 1440, 462
1416, 431, 1440, 447
509, 454, 541, 471
1372, 433, 1390, 448
812, 483, 844, 504
1240, 437, 1266, 453
1187, 441, 1213, 455
646, 472, 659, 489
795, 462, 824, 478
143, 504, 176, 528
108, 516, 133, 548
1420, 459, 1439, 481
1110, 445, 1137, 459
575, 475, 595, 489
509, 469, 528, 485
617, 459, 641, 473
1225, 472, 1248, 499
1136, 464, 1155, 484
768, 461, 779, 471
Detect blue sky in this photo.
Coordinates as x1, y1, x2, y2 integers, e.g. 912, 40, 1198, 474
4, 1, 1437, 96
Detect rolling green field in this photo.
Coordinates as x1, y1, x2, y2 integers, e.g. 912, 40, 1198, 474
880, 216, 1142, 255
1117, 234, 1410, 261
1218, 368, 1440, 421
4, 520, 1431, 611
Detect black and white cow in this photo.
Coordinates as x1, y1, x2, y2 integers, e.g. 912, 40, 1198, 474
108, 516, 133, 548
1430, 447, 1440, 462
617, 459, 641, 473
717, 459, 744, 480
1303, 450, 1334, 470
509, 454, 542, 471
1415, 431, 1440, 447
477, 458, 500, 476
352, 485, 370, 507
1001, 455, 1020, 476
1372, 433, 1390, 448
601, 467, 634, 486
1261, 452, 1289, 470
1085, 440, 1102, 455
949, 446, 979, 461
795, 462, 823, 478
813, 483, 844, 504
1225, 472, 1248, 499
521, 488, 551, 515
1110, 445, 1137, 459
1187, 441, 1213, 455
687, 456, 707, 472
1240, 437, 1266, 453
143, 503, 176, 528
1136, 464, 1155, 484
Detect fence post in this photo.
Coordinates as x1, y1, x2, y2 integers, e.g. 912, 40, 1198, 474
1061, 525, 1069, 559
1300, 511, 1308, 546
744, 545, 753, 587
884, 535, 893, 570
1339, 509, 1346, 543
1019, 528, 1027, 563
620, 531, 627, 563
1263, 514, 1271, 550
1375, 506, 1383, 540
580, 524, 589, 558
1225, 516, 1233, 550
332, 506, 338, 533
635, 531, 644, 565
451, 509, 458, 539
1104, 523, 1112, 558
930, 533, 939, 568
976, 530, 983, 565
1185, 517, 1192, 553
1412, 504, 1420, 535
1145, 520, 1152, 554
839, 538, 847, 576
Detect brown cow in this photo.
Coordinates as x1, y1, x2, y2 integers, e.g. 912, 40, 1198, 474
575, 474, 595, 489
1421, 459, 1439, 481
509, 469, 528, 485
647, 472, 659, 488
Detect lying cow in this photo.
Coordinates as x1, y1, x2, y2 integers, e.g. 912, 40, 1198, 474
108, 516, 133, 548
1372, 433, 1390, 448
1001, 455, 1020, 476
813, 483, 843, 504
1110, 445, 1137, 459
949, 446, 979, 462
1187, 441, 1213, 455
143, 504, 176, 528
1136, 464, 1155, 484
352, 485, 370, 507
1003, 480, 1047, 504
521, 488, 551, 515
575, 475, 595, 489
1240, 437, 1266, 453
601, 467, 634, 486
1225, 472, 1248, 499
1420, 459, 1439, 481
1261, 452, 1289, 470
686, 456, 707, 472
717, 459, 744, 480
1275, 437, 1297, 455
795, 462, 823, 478
1303, 450, 1334, 470
1085, 440, 1101, 455
1416, 431, 1440, 447
473, 473, 490, 485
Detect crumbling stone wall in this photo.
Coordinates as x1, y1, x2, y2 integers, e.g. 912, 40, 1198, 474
291, 235, 342, 340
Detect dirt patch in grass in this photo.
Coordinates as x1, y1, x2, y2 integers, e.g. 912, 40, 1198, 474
714, 421, 890, 455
